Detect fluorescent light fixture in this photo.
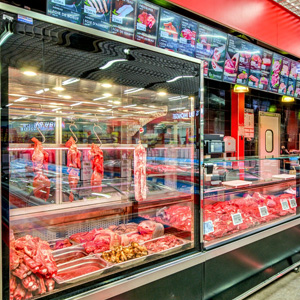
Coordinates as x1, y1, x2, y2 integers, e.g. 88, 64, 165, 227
63, 95, 72, 99
0, 31, 13, 46
99, 59, 128, 70
103, 93, 112, 97
149, 105, 156, 108
53, 86, 65, 91
36, 112, 44, 115
282, 95, 295, 103
62, 78, 80, 85
52, 107, 62, 111
123, 104, 137, 108
6, 104, 13, 107
102, 83, 112, 88
167, 75, 194, 83
234, 85, 249, 93
93, 96, 109, 101
170, 107, 186, 111
157, 91, 167, 96
97, 107, 106, 110
113, 101, 121, 104
70, 102, 82, 107
35, 88, 49, 94
124, 88, 144, 94
168, 95, 189, 101
144, 111, 158, 114
23, 71, 37, 77
14, 97, 28, 102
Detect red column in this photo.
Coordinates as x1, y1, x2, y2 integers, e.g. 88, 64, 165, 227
231, 91, 245, 179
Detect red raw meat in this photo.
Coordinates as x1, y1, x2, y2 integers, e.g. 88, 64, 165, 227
69, 231, 88, 243
66, 136, 81, 202
134, 144, 147, 201
54, 239, 72, 250
56, 265, 100, 281
24, 291, 33, 299
88, 143, 104, 193
23, 254, 41, 273
127, 232, 152, 244
145, 235, 182, 253
137, 220, 164, 238
45, 278, 55, 292
31, 137, 50, 201
22, 274, 38, 292
13, 283, 26, 300
10, 276, 18, 296
10, 248, 20, 270
36, 274, 47, 295
12, 263, 31, 279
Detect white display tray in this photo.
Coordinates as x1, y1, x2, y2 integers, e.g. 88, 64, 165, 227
272, 174, 296, 180
221, 180, 252, 188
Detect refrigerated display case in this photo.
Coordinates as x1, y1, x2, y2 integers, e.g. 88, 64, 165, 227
0, 7, 202, 300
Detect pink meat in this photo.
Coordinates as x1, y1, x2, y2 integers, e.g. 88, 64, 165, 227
134, 144, 147, 201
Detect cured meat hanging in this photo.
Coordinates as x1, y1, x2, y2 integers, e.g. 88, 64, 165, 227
31, 127, 50, 201
88, 125, 104, 193
134, 142, 147, 201
65, 122, 81, 202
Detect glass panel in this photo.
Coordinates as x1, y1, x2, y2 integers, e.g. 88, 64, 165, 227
265, 129, 274, 153
2, 13, 201, 299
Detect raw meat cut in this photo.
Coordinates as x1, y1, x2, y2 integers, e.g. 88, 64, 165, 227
45, 278, 55, 291
66, 136, 81, 202
54, 239, 72, 250
36, 274, 46, 295
109, 223, 138, 234
31, 137, 50, 201
69, 231, 89, 243
54, 252, 86, 265
22, 274, 38, 292
13, 284, 26, 300
10, 248, 20, 270
12, 263, 31, 279
56, 265, 101, 281
137, 220, 164, 238
10, 276, 18, 296
134, 143, 147, 201
145, 235, 182, 253
88, 143, 104, 193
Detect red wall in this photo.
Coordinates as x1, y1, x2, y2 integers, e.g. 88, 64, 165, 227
168, 0, 300, 59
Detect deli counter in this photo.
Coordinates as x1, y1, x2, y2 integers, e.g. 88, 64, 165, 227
1, 3, 300, 300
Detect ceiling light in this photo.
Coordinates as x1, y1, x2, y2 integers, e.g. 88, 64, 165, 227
123, 104, 137, 108
53, 86, 65, 91
170, 107, 186, 111
113, 101, 121, 104
50, 102, 64, 106
62, 78, 80, 85
35, 88, 49, 94
99, 59, 128, 70
70, 102, 82, 107
97, 107, 106, 110
157, 91, 167, 96
14, 97, 28, 102
124, 88, 144, 94
36, 112, 44, 115
52, 107, 62, 111
149, 105, 156, 108
166, 75, 194, 83
233, 85, 249, 93
23, 71, 37, 77
102, 83, 112, 88
93, 96, 109, 101
168, 95, 189, 101
282, 95, 295, 102
103, 93, 112, 97
63, 95, 72, 99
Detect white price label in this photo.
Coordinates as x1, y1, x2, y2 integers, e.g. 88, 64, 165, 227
281, 199, 290, 210
137, 22, 146, 32
160, 30, 170, 38
52, 0, 65, 5
249, 81, 253, 86
232, 213, 243, 226
204, 220, 214, 234
262, 65, 266, 70
179, 37, 187, 44
240, 57, 245, 63
237, 78, 242, 83
112, 15, 123, 25
289, 198, 297, 208
84, 5, 96, 15
259, 84, 264, 89
259, 206, 269, 217
197, 43, 204, 49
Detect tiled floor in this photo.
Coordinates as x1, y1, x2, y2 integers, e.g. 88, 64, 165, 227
246, 271, 300, 300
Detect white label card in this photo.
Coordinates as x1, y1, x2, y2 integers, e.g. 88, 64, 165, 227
259, 206, 269, 217
232, 213, 243, 226
281, 199, 290, 210
204, 220, 214, 234
52, 0, 65, 5
179, 37, 187, 44
289, 198, 297, 208
161, 30, 170, 38
137, 22, 146, 32
112, 15, 123, 25
84, 5, 97, 15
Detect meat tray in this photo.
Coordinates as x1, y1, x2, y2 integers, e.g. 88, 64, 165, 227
52, 246, 88, 266
54, 257, 108, 284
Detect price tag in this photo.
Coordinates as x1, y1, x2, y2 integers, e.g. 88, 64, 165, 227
179, 37, 187, 44
262, 65, 266, 70
232, 213, 243, 226
204, 220, 214, 234
240, 57, 245, 63
249, 81, 253, 87
259, 206, 269, 217
161, 31, 170, 38
84, 5, 96, 15
236, 78, 242, 84
112, 15, 123, 25
281, 199, 290, 210
137, 22, 146, 32
52, 0, 65, 4
289, 198, 297, 208
259, 84, 264, 89
197, 43, 204, 50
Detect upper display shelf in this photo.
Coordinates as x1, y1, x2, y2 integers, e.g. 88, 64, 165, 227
42, 0, 300, 98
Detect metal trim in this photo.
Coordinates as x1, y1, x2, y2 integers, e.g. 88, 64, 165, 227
67, 217, 300, 300
0, 3, 201, 65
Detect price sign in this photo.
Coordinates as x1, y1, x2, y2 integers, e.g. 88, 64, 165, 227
259, 206, 269, 217
232, 213, 243, 226
281, 199, 290, 211
204, 220, 214, 234
289, 198, 297, 208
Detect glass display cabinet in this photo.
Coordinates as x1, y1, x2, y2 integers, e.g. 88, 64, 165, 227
1, 10, 201, 300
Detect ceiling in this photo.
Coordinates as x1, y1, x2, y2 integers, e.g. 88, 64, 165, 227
273, 0, 300, 17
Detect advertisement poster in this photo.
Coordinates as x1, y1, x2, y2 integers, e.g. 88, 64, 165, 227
111, 0, 137, 39
47, 0, 82, 24
207, 29, 227, 81
244, 108, 254, 138
268, 53, 283, 93
223, 35, 240, 84
258, 49, 273, 90
157, 9, 181, 52
248, 45, 263, 88
295, 81, 300, 98
287, 77, 296, 96
278, 57, 291, 95
195, 24, 214, 77
236, 40, 252, 86
177, 17, 197, 57
134, 0, 160, 46
82, 0, 111, 32
289, 60, 298, 80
